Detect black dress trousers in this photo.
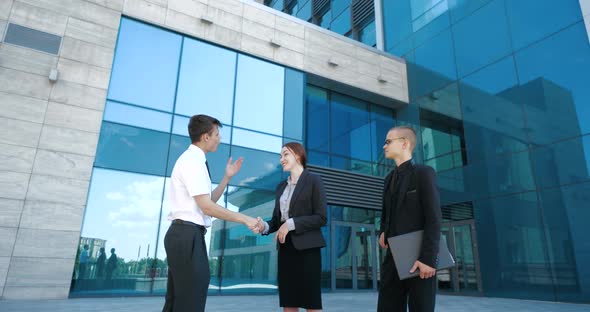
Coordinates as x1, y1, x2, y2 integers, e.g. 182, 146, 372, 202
162, 222, 210, 312
377, 248, 436, 312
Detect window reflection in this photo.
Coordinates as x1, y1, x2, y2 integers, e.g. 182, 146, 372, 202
505, 0, 582, 51
283, 69, 305, 141
232, 128, 283, 153
331, 93, 371, 162
530, 135, 590, 189
452, 0, 511, 77
514, 22, 590, 140
460, 56, 527, 156
420, 108, 466, 172
307, 86, 330, 153
228, 146, 282, 190
218, 186, 276, 292
234, 55, 284, 136
108, 18, 181, 112
175, 38, 237, 124
370, 104, 396, 168
72, 169, 164, 295
104, 101, 172, 132
539, 182, 590, 301
306, 85, 396, 176
95, 122, 170, 176
475, 192, 553, 299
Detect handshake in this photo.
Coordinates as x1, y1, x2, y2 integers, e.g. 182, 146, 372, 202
245, 216, 266, 234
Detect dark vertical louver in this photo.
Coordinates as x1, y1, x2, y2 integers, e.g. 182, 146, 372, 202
312, 0, 330, 16
441, 202, 474, 221
351, 0, 374, 27
284, 0, 297, 10
308, 165, 384, 210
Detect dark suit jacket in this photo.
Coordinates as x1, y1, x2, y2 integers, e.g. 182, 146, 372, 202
265, 169, 327, 250
380, 162, 442, 268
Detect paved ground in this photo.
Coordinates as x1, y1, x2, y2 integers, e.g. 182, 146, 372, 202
1, 292, 589, 311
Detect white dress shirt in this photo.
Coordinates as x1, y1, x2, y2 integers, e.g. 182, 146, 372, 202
168, 144, 212, 227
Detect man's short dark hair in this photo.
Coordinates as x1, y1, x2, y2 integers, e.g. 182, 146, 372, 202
188, 115, 222, 143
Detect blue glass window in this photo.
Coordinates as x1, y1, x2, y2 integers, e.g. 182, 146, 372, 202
320, 10, 332, 29
467, 151, 535, 198
475, 192, 553, 300
415, 83, 461, 120
306, 86, 330, 153
103, 101, 172, 132
331, 0, 351, 18
330, 93, 371, 162
539, 182, 590, 302
452, 0, 511, 77
514, 22, 590, 142
233, 55, 284, 136
72, 168, 164, 294
411, 0, 449, 31
359, 19, 376, 47
174, 38, 237, 124
370, 104, 395, 166
232, 128, 283, 153
331, 7, 351, 36
296, 1, 312, 21
505, 0, 583, 51
108, 18, 181, 111
382, 0, 413, 53
229, 146, 282, 190
448, 0, 493, 23
95, 122, 170, 176
283, 69, 305, 141
460, 56, 528, 155
308, 150, 331, 167
530, 135, 590, 189
413, 29, 457, 96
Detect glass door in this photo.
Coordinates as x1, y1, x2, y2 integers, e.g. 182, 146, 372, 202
331, 222, 378, 290
438, 220, 482, 293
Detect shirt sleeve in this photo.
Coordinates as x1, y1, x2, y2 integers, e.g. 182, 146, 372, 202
286, 218, 296, 231
179, 158, 211, 197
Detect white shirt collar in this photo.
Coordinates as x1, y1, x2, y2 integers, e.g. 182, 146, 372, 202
188, 144, 206, 162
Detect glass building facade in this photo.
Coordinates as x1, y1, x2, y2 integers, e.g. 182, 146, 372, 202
382, 0, 590, 303
68, 0, 590, 304
264, 0, 377, 46
70, 17, 395, 296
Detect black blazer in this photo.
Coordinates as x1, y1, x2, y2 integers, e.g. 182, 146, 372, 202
264, 169, 327, 250
380, 162, 442, 268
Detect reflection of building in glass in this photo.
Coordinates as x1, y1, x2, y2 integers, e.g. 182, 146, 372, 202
79, 237, 106, 260
210, 185, 278, 289
2, 0, 589, 304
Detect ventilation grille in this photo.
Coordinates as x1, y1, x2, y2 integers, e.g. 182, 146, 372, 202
308, 164, 383, 210
441, 202, 474, 221
312, 0, 330, 16
352, 0, 374, 27
3, 23, 61, 55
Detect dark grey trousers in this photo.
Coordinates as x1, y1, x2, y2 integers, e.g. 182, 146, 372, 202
162, 223, 210, 312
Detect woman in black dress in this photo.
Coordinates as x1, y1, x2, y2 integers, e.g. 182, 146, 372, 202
260, 142, 327, 312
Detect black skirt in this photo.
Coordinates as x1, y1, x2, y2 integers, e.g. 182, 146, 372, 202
278, 234, 322, 309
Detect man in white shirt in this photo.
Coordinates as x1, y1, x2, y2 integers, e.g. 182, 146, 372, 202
162, 114, 260, 312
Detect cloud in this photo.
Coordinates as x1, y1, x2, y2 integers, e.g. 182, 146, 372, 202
106, 192, 125, 200
106, 178, 165, 228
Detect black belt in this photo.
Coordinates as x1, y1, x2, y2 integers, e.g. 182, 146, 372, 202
172, 219, 207, 235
